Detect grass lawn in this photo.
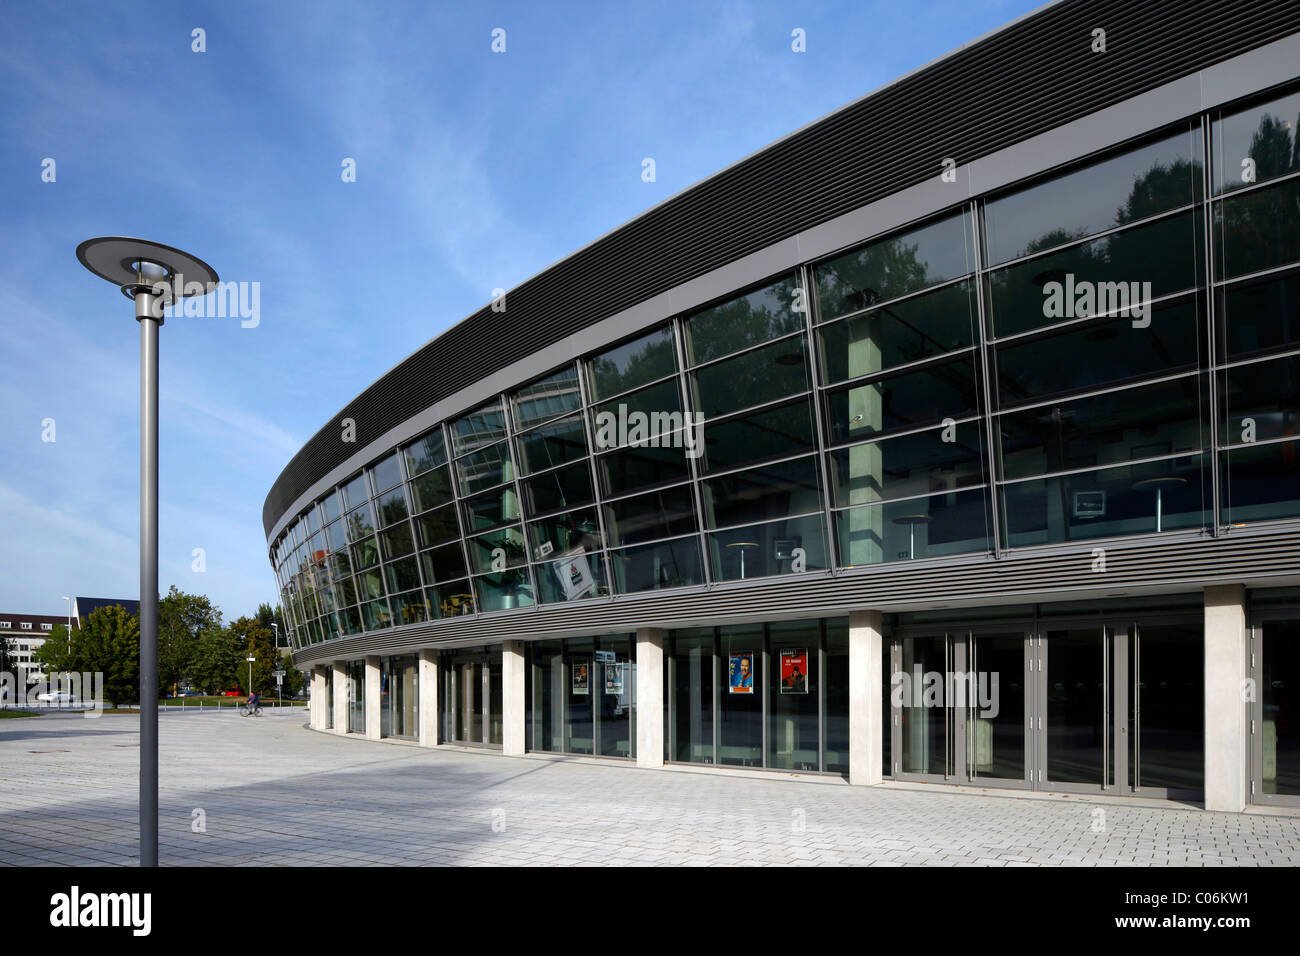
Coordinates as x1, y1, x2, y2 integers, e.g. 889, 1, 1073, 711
0, 710, 41, 718
162, 696, 305, 708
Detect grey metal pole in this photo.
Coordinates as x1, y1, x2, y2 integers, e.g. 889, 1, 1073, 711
137, 289, 160, 868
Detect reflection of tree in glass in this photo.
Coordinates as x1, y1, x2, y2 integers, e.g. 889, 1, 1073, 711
1246, 112, 1299, 185
1219, 114, 1300, 278
689, 276, 803, 361
590, 333, 677, 397
1115, 158, 1201, 225
816, 238, 928, 320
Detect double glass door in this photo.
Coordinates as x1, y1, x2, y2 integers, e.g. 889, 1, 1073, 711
441, 649, 502, 747
890, 618, 1203, 797
1251, 616, 1300, 805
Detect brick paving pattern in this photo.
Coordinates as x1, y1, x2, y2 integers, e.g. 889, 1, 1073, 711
2, 710, 1298, 866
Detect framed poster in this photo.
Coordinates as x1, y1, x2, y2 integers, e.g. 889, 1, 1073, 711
571, 660, 589, 695
552, 549, 596, 601
728, 653, 755, 694
779, 648, 809, 694
604, 661, 624, 695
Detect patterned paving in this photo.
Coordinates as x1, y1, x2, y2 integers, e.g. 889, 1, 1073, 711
1, 710, 1298, 866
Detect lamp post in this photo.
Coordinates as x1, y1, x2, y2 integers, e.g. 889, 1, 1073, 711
76, 237, 218, 868
247, 656, 256, 696
272, 622, 279, 649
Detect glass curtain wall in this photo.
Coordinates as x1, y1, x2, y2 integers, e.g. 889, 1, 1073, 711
270, 84, 1300, 651
666, 617, 847, 773
526, 634, 636, 758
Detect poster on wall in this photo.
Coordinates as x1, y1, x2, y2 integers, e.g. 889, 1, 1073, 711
572, 660, 590, 695
779, 648, 809, 694
604, 661, 624, 695
728, 653, 755, 694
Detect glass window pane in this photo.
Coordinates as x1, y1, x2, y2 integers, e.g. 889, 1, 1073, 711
410, 465, 454, 514
718, 625, 762, 766
768, 620, 820, 771
1213, 89, 1300, 194
605, 485, 698, 546
357, 567, 385, 600
389, 591, 427, 627
362, 597, 392, 630
610, 536, 704, 593
341, 473, 369, 510
1214, 177, 1300, 281
1218, 269, 1300, 361
370, 453, 403, 495
473, 570, 535, 612
819, 280, 976, 385
686, 274, 804, 365
379, 522, 415, 561
691, 335, 809, 419
829, 421, 986, 506
465, 525, 527, 574
427, 580, 475, 618
526, 507, 603, 558
403, 428, 447, 477
521, 461, 594, 517
598, 443, 690, 497
671, 630, 715, 764
415, 503, 459, 548
824, 357, 980, 446
836, 488, 991, 565
515, 413, 588, 475
374, 486, 409, 527
703, 455, 823, 530
450, 400, 507, 457
512, 365, 582, 431
985, 211, 1202, 339
592, 379, 683, 450
816, 210, 973, 322
344, 502, 375, 543
985, 128, 1202, 265
700, 399, 815, 475
588, 326, 677, 400
1221, 352, 1300, 442
1221, 439, 1300, 524
384, 555, 421, 594
708, 514, 829, 581
462, 485, 522, 533
565, 637, 594, 754
320, 490, 341, 524
421, 542, 467, 584
1002, 455, 1209, 547
536, 552, 608, 604
824, 620, 851, 774
995, 297, 1202, 406
455, 440, 514, 496
1000, 377, 1207, 482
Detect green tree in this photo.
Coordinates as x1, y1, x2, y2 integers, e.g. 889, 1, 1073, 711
228, 616, 282, 696
37, 606, 141, 706
188, 625, 242, 696
159, 586, 223, 695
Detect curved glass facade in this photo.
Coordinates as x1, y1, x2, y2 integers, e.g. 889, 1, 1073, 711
271, 85, 1300, 657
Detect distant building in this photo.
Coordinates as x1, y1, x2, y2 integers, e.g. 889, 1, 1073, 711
0, 612, 64, 685
72, 597, 139, 628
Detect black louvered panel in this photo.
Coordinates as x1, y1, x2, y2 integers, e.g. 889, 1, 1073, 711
266, 0, 1300, 536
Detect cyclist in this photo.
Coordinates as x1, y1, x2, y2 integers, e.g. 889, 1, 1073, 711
247, 690, 260, 712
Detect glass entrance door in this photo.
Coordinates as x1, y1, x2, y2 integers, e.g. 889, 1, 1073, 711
441, 648, 503, 747
965, 632, 1029, 785
1036, 627, 1113, 791
895, 634, 961, 780
1252, 617, 1300, 806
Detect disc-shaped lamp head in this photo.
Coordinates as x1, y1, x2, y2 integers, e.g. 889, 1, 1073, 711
76, 237, 219, 305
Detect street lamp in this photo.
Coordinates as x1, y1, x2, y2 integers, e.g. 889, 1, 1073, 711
272, 622, 279, 649
76, 237, 218, 869
247, 656, 256, 696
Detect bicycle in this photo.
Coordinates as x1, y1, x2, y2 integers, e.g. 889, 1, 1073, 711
238, 703, 264, 717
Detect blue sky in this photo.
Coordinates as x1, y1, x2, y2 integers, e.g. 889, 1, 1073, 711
0, 0, 1041, 620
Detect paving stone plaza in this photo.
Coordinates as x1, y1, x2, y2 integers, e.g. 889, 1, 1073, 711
1, 710, 1298, 867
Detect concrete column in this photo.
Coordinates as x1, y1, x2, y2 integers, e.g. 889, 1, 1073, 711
332, 661, 347, 735
1204, 585, 1248, 812
310, 667, 326, 729
365, 655, 382, 740
418, 649, 439, 747
502, 640, 526, 756
636, 628, 665, 768
849, 609, 884, 786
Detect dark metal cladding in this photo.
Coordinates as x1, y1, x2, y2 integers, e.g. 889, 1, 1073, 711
264, 0, 1300, 537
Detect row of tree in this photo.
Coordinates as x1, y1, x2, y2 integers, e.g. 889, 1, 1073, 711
32, 587, 304, 706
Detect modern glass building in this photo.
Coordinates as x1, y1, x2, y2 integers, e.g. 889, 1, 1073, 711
269, 0, 1300, 810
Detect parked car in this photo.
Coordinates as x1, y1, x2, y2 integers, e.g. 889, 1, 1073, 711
36, 690, 77, 704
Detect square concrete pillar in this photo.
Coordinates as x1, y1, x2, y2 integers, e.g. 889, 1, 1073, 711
502, 640, 526, 756
310, 667, 326, 729
332, 661, 348, 735
365, 655, 382, 740
418, 649, 439, 747
849, 609, 884, 786
636, 628, 665, 768
1204, 585, 1248, 812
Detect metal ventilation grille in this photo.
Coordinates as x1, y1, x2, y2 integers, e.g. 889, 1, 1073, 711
265, 0, 1300, 535
291, 526, 1300, 663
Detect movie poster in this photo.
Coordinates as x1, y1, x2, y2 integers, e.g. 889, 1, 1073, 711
604, 662, 624, 695
779, 648, 809, 694
572, 660, 589, 695
728, 653, 755, 694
